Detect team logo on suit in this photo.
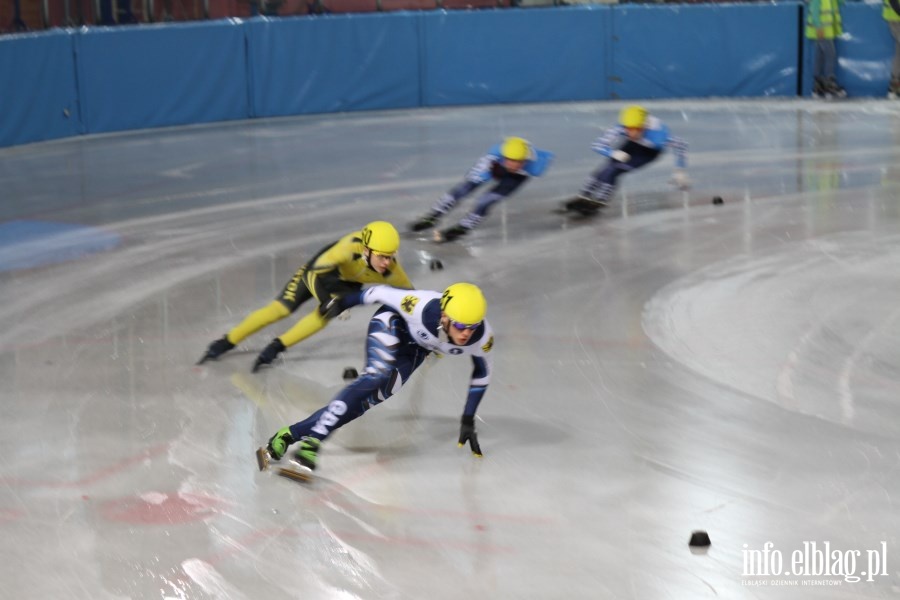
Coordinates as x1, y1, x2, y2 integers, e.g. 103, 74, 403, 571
401, 295, 419, 314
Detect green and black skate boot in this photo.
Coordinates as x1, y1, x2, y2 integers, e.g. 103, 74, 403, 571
256, 426, 295, 471
197, 335, 235, 365
291, 437, 321, 471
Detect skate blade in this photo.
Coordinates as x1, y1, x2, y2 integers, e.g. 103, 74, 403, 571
255, 446, 270, 471
277, 465, 313, 483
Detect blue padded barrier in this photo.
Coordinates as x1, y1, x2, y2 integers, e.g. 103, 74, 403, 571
0, 31, 81, 147
246, 15, 421, 117
1, 3, 897, 149
611, 3, 800, 99
75, 21, 249, 134
420, 7, 611, 106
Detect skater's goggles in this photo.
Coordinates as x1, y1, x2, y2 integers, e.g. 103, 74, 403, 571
369, 251, 395, 260
449, 319, 481, 332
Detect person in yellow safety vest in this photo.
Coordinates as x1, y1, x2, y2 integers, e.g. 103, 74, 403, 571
886, 0, 900, 98
806, 0, 847, 98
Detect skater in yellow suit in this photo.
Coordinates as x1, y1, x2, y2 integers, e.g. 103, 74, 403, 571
198, 221, 413, 372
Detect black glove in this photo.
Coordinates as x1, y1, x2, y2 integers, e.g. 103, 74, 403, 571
490, 160, 507, 180
457, 415, 483, 457
319, 295, 345, 319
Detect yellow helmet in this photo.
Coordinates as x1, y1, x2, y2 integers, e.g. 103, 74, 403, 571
361, 221, 400, 255
500, 137, 533, 162
440, 282, 487, 326
619, 105, 648, 129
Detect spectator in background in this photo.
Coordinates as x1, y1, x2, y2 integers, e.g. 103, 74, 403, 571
886, 0, 900, 98
806, 0, 847, 98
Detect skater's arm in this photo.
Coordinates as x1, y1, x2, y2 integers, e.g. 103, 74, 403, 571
458, 344, 493, 457
319, 287, 372, 318
465, 154, 500, 184
591, 126, 624, 157
463, 354, 491, 416
462, 325, 493, 416
321, 284, 409, 317
667, 135, 688, 169
524, 149, 554, 177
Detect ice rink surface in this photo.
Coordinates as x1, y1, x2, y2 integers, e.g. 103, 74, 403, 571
2, 99, 900, 599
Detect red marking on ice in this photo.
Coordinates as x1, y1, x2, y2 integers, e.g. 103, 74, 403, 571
204, 526, 514, 566
0, 508, 26, 523
99, 492, 225, 525
0, 443, 170, 489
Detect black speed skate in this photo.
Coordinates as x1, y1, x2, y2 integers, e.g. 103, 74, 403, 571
252, 338, 285, 372
562, 195, 607, 217
409, 213, 440, 232
435, 225, 469, 243
197, 335, 235, 365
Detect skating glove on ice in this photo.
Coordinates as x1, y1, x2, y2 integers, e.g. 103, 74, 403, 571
610, 150, 631, 163
458, 415, 483, 457
670, 169, 691, 190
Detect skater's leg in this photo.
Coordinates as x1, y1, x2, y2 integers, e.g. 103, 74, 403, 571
287, 308, 427, 443
228, 301, 292, 345
273, 271, 358, 348
567, 142, 662, 213
198, 270, 307, 363
233, 266, 312, 344
253, 272, 362, 371
435, 180, 481, 215
452, 173, 528, 234
411, 180, 481, 230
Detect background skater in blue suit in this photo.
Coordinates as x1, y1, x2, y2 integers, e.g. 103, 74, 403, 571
409, 136, 553, 242
563, 105, 689, 216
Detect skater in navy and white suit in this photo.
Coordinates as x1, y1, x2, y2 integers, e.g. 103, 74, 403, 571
258, 282, 494, 475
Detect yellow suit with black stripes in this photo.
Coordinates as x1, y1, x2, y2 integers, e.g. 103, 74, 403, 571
226, 230, 413, 350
